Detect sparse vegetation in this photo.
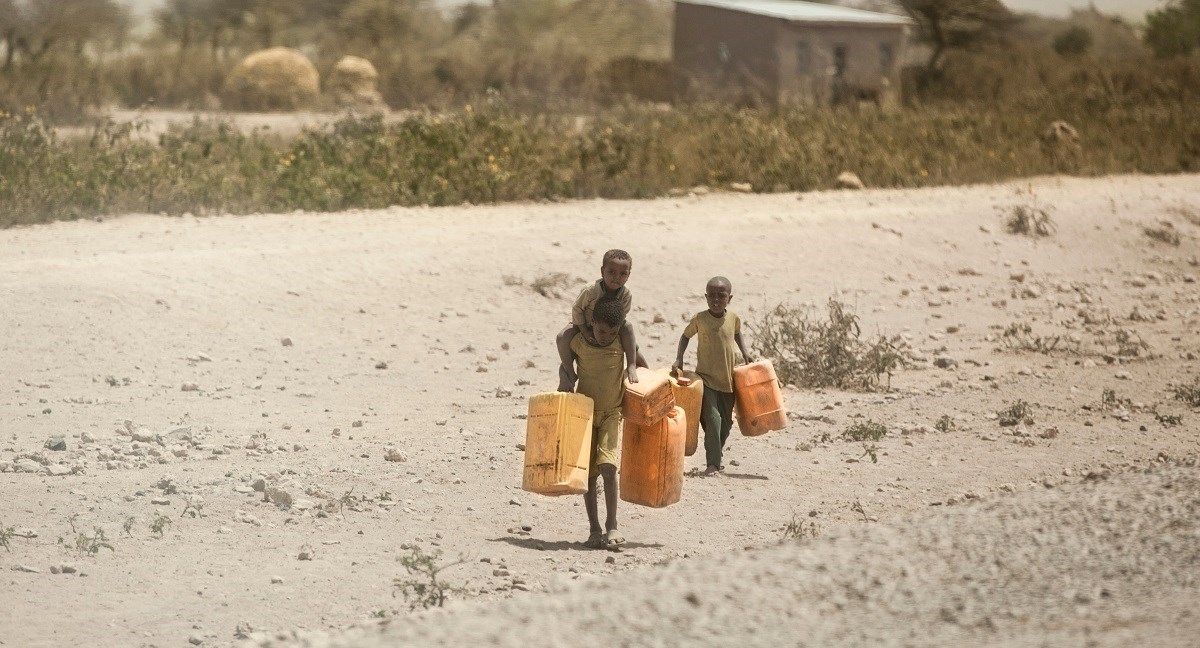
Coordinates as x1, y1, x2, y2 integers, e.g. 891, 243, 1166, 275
850, 500, 870, 522
935, 415, 956, 433
392, 546, 464, 611
750, 299, 905, 391
859, 443, 880, 464
0, 524, 14, 551
1172, 378, 1200, 407
1155, 411, 1183, 426
123, 516, 136, 537
150, 514, 172, 538
997, 400, 1034, 426
1004, 189, 1056, 237
76, 526, 115, 557
1001, 321, 1073, 354
1143, 224, 1182, 246
1101, 388, 1132, 410
842, 420, 888, 442
529, 272, 575, 299
1106, 329, 1152, 358
781, 514, 820, 541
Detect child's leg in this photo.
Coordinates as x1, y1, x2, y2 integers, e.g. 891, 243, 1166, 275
700, 386, 725, 470
718, 392, 735, 451
583, 473, 606, 548
556, 324, 580, 382
619, 321, 638, 383
599, 464, 621, 540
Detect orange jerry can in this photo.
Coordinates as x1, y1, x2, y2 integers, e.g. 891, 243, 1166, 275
620, 406, 685, 508
622, 367, 676, 426
658, 367, 704, 457
733, 360, 787, 436
521, 392, 594, 496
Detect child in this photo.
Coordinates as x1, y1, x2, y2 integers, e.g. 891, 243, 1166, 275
557, 249, 640, 389
558, 296, 627, 549
672, 276, 754, 475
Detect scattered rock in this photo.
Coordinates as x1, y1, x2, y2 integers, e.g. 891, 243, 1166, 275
297, 545, 315, 561
375, 361, 388, 370
933, 357, 958, 369
12, 565, 40, 573
281, 337, 293, 347
836, 171, 864, 190
384, 448, 408, 463
181, 382, 200, 392
44, 437, 66, 451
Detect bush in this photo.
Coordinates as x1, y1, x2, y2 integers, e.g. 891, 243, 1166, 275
749, 299, 905, 391
1054, 27, 1094, 58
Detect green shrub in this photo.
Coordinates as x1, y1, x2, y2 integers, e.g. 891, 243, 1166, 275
750, 299, 905, 391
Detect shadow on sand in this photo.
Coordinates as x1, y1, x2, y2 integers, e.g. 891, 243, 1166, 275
489, 536, 664, 552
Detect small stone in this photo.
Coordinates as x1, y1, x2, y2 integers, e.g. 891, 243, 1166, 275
60, 564, 76, 574
281, 337, 293, 347
188, 635, 203, 645
605, 556, 616, 564
251, 478, 267, 492
384, 448, 408, 463
835, 171, 864, 190
375, 361, 388, 370
729, 182, 752, 193
509, 498, 522, 506
297, 545, 315, 561
271, 576, 284, 584
150, 498, 171, 505
44, 437, 66, 451
933, 357, 958, 369
80, 431, 95, 443
180, 382, 200, 392
50, 565, 61, 574
12, 565, 40, 573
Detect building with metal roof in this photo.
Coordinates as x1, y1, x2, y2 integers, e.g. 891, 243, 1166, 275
673, 0, 912, 106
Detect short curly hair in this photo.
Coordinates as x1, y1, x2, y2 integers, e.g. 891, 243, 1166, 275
602, 249, 632, 268
593, 295, 625, 328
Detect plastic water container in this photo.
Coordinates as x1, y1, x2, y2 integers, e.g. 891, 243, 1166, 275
620, 406, 685, 508
521, 392, 594, 496
658, 367, 704, 457
733, 360, 787, 436
622, 367, 676, 426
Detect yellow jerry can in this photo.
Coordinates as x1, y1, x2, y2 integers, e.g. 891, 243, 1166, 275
522, 392, 595, 496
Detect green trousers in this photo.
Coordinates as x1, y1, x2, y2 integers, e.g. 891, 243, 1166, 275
701, 386, 736, 468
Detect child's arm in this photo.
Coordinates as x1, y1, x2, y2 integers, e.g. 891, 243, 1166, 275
555, 324, 581, 383
734, 331, 754, 365
557, 346, 578, 393
672, 334, 690, 371
619, 321, 639, 383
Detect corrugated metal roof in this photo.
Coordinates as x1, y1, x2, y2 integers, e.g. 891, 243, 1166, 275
676, 0, 912, 25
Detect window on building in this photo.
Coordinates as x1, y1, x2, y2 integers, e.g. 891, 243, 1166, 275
833, 45, 847, 78
880, 43, 894, 73
717, 42, 730, 65
796, 41, 812, 74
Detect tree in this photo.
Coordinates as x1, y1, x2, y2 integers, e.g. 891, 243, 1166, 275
1053, 26, 1093, 57
898, 0, 1012, 71
18, 0, 130, 60
1144, 0, 1200, 58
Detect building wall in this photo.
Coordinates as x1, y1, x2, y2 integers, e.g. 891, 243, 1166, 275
673, 3, 784, 102
673, 3, 908, 107
776, 24, 907, 107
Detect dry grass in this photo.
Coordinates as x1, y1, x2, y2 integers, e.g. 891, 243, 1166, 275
749, 299, 905, 391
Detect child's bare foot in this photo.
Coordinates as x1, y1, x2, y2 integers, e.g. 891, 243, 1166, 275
584, 532, 606, 549
702, 465, 720, 476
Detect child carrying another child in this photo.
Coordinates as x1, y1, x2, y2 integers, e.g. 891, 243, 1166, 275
672, 276, 754, 476
558, 295, 628, 549
557, 249, 640, 388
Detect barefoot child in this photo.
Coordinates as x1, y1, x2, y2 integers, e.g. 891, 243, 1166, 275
672, 276, 754, 475
557, 249, 640, 389
558, 296, 627, 549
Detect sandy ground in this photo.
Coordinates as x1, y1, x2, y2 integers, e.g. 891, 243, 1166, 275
1, 174, 1198, 648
